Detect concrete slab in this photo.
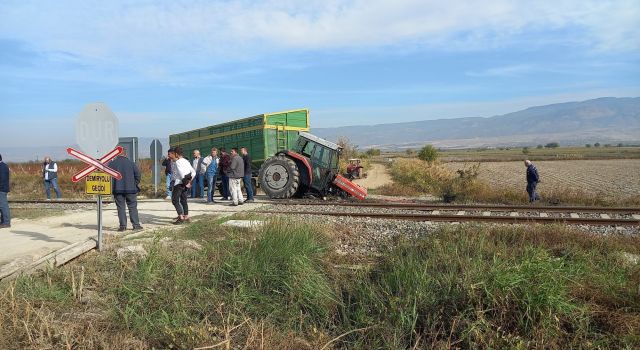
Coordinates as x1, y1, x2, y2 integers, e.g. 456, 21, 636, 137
223, 220, 265, 229
539, 213, 548, 217
1, 197, 268, 279
482, 211, 491, 216
570, 213, 580, 219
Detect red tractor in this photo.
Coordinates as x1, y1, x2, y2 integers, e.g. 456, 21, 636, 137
258, 132, 367, 200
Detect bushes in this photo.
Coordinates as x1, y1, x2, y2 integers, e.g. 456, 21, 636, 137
338, 224, 640, 349
220, 219, 337, 326
417, 144, 439, 162
385, 159, 515, 203
387, 158, 454, 195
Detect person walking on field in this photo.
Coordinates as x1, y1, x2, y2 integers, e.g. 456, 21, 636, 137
240, 147, 254, 202
525, 160, 541, 203
0, 154, 11, 228
42, 156, 62, 200
227, 148, 245, 206
191, 150, 206, 199
202, 147, 219, 204
169, 147, 195, 224
219, 148, 231, 200
161, 154, 173, 200
109, 151, 143, 231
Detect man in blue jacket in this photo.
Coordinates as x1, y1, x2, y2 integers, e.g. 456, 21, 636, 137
0, 154, 10, 228
109, 152, 143, 231
202, 147, 219, 204
525, 160, 541, 203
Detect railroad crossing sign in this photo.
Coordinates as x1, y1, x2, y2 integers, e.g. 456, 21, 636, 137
67, 146, 123, 181
85, 171, 112, 195
76, 102, 119, 159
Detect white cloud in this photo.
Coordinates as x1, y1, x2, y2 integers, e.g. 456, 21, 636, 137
466, 64, 535, 77
0, 0, 638, 69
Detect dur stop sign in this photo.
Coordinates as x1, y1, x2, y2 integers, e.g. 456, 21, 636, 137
71, 102, 121, 252
76, 102, 119, 159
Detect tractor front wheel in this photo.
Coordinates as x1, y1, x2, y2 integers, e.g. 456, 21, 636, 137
258, 155, 300, 199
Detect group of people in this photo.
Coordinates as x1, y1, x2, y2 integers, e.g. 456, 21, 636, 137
162, 146, 255, 224
0, 151, 542, 231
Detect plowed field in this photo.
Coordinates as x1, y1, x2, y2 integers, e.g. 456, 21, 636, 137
445, 159, 640, 200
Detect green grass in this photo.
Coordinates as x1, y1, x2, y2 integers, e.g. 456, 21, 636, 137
1, 217, 639, 349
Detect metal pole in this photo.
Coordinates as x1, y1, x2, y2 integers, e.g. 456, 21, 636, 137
154, 162, 158, 196
97, 195, 103, 251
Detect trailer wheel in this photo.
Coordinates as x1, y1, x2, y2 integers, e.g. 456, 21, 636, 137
259, 155, 300, 199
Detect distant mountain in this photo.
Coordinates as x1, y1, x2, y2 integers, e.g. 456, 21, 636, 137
3, 97, 638, 161
313, 97, 640, 149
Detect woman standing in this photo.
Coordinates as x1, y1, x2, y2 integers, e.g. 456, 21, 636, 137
168, 147, 195, 224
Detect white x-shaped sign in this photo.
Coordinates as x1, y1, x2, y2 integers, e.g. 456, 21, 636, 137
67, 146, 123, 182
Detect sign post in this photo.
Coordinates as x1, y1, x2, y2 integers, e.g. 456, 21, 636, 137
150, 139, 162, 196
85, 171, 112, 251
73, 102, 120, 252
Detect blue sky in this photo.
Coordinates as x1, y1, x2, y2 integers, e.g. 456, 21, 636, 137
1, 0, 639, 147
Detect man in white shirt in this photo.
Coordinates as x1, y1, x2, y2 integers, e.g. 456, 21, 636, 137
168, 147, 196, 224
42, 156, 62, 200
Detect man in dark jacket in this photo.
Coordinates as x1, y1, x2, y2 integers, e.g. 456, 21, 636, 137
109, 152, 143, 231
227, 148, 245, 206
240, 147, 254, 202
219, 148, 231, 200
161, 155, 172, 200
525, 160, 541, 203
0, 154, 10, 228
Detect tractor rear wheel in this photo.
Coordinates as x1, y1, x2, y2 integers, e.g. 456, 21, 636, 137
258, 155, 300, 199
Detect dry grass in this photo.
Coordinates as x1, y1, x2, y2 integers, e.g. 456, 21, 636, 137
10, 208, 67, 220
6, 159, 165, 200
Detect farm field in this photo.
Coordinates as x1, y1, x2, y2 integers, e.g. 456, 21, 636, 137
445, 159, 640, 201
383, 146, 640, 162
440, 146, 640, 162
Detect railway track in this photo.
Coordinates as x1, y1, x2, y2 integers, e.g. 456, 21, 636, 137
9, 199, 640, 226
263, 201, 640, 226
255, 210, 640, 226
277, 200, 640, 214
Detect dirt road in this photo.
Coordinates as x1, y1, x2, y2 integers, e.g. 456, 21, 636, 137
354, 163, 392, 189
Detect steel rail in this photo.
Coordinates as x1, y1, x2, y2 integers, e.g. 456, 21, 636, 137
253, 210, 640, 226
275, 201, 640, 214
8, 200, 112, 204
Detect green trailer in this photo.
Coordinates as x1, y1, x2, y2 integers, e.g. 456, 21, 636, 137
169, 108, 310, 173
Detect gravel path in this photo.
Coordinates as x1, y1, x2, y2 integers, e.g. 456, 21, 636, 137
259, 204, 639, 256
